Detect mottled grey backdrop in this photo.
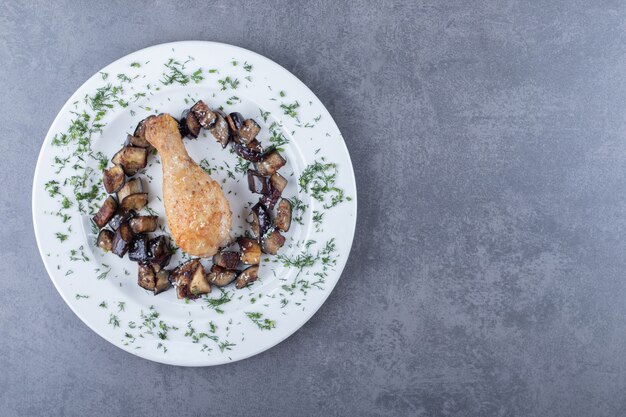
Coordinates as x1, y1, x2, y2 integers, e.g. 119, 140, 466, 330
2, 0, 626, 416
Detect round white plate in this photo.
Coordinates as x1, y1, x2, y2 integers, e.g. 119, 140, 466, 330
32, 41, 356, 366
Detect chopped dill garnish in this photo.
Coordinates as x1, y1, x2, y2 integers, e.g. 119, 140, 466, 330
299, 158, 345, 208
218, 76, 239, 90
245, 312, 276, 330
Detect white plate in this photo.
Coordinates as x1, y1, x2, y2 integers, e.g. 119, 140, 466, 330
32, 41, 357, 366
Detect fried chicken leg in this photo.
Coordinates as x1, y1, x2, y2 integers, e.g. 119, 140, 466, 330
145, 114, 232, 257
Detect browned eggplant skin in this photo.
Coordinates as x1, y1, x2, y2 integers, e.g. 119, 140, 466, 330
212, 251, 240, 269
117, 177, 143, 202
181, 109, 201, 138
238, 237, 262, 265
154, 269, 171, 294
103, 165, 125, 194
93, 196, 117, 229
112, 146, 148, 176
148, 236, 171, 267
275, 198, 292, 232
119, 193, 148, 211
129, 215, 158, 233
190, 100, 217, 128
239, 119, 261, 144
255, 150, 286, 176
138, 264, 156, 291
97, 229, 115, 252
235, 265, 259, 289
247, 170, 270, 194
207, 264, 238, 287
270, 173, 288, 193
262, 229, 286, 255
170, 259, 209, 299
112, 222, 133, 257
210, 111, 230, 148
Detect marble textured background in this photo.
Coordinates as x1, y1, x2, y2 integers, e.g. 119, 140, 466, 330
3, 0, 626, 416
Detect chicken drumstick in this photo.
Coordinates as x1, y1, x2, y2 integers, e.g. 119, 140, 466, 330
145, 114, 232, 257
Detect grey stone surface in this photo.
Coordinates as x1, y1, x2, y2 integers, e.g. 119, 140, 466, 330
2, 0, 626, 415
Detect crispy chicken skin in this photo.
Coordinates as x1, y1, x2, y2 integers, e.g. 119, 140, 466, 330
145, 114, 232, 257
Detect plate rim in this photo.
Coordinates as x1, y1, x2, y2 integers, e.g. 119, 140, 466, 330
32, 40, 358, 366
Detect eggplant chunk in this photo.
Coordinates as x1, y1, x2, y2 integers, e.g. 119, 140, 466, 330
171, 259, 198, 299
255, 150, 286, 176
210, 111, 230, 148
117, 177, 143, 202
128, 234, 150, 263
249, 209, 261, 241
120, 193, 148, 212
235, 265, 259, 289
247, 170, 270, 194
238, 237, 262, 265
148, 235, 171, 267
103, 165, 125, 194
262, 229, 286, 255
154, 269, 171, 295
189, 263, 211, 297
207, 265, 238, 287
234, 142, 264, 162
109, 210, 136, 231
251, 203, 271, 240
260, 185, 281, 210
226, 112, 244, 132
180, 109, 201, 138
270, 173, 288, 193
171, 259, 208, 299
112, 222, 133, 258
92, 196, 118, 229
126, 133, 150, 148
111, 146, 148, 176
213, 251, 240, 269
129, 215, 158, 234
239, 119, 261, 144
191, 100, 217, 128
138, 264, 156, 291
96, 229, 115, 252
275, 199, 292, 232
246, 138, 263, 152
133, 116, 154, 144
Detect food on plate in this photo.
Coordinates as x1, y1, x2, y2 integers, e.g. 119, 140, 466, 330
117, 178, 143, 202
207, 265, 238, 287
238, 237, 262, 265
247, 170, 270, 194
112, 222, 133, 257
209, 110, 229, 148
145, 113, 232, 257
190, 100, 217, 128
255, 150, 286, 176
128, 234, 150, 263
112, 146, 148, 176
95, 99, 295, 299
270, 173, 287, 193
275, 199, 292, 232
179, 109, 201, 139
235, 265, 259, 289
103, 165, 125, 193
93, 196, 117, 229
250, 202, 271, 240
147, 235, 171, 267
212, 250, 240, 269
96, 229, 114, 252
261, 229, 286, 255
171, 259, 210, 299
119, 192, 148, 211
129, 216, 158, 234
